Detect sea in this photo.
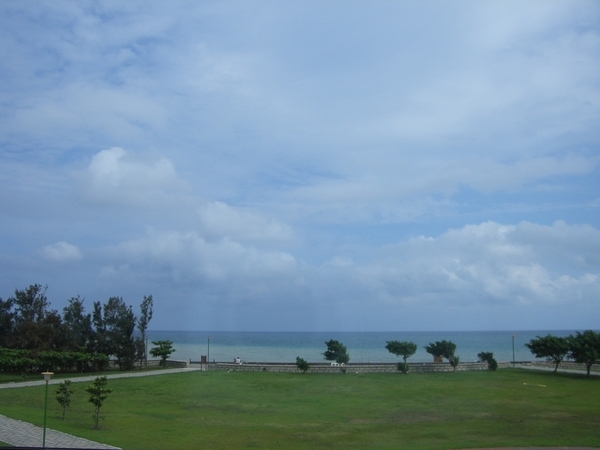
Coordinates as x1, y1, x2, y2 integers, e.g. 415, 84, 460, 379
144, 330, 578, 364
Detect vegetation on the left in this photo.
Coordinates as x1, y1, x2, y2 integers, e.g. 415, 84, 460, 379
0, 283, 153, 379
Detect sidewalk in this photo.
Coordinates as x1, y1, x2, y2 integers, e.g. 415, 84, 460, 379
0, 414, 121, 449
0, 367, 203, 390
0, 367, 203, 448
513, 363, 600, 377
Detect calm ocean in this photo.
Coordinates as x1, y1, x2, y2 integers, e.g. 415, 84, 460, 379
145, 330, 577, 364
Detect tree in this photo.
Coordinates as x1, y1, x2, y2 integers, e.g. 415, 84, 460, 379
86, 376, 112, 429
56, 379, 73, 420
150, 340, 176, 367
91, 301, 107, 356
9, 284, 63, 351
296, 356, 309, 374
62, 296, 93, 352
385, 340, 417, 374
136, 295, 153, 368
568, 330, 600, 376
477, 351, 498, 371
103, 297, 136, 370
323, 339, 350, 371
525, 334, 569, 373
0, 297, 14, 348
425, 340, 460, 372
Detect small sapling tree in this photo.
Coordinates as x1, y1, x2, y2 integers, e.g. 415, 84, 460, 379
477, 351, 498, 371
150, 340, 176, 367
56, 379, 73, 420
86, 376, 112, 429
323, 339, 350, 373
385, 340, 417, 374
425, 340, 460, 372
296, 356, 309, 373
525, 334, 569, 373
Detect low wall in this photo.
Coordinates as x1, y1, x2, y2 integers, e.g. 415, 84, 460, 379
525, 360, 599, 372
210, 361, 496, 374
109, 359, 188, 369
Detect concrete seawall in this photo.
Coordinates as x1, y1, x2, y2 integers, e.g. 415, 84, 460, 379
208, 361, 500, 373
197, 360, 599, 374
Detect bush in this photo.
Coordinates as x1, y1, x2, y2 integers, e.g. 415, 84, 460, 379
477, 351, 498, 371
397, 362, 409, 374
296, 357, 309, 373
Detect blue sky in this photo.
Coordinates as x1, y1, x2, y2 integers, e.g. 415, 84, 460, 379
0, 1, 598, 331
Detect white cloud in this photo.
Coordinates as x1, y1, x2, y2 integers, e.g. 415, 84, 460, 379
78, 147, 184, 206
198, 201, 294, 244
283, 154, 598, 224
104, 228, 297, 286
356, 221, 600, 306
41, 241, 82, 262
0, 2, 598, 330
94, 220, 600, 320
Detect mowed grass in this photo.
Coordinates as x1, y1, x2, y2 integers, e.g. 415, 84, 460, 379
0, 369, 599, 450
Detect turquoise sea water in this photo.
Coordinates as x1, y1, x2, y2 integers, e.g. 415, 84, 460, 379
145, 330, 578, 364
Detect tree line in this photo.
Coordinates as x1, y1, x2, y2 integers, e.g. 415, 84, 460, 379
0, 283, 154, 375
525, 331, 600, 376
298, 332, 600, 376
297, 338, 481, 374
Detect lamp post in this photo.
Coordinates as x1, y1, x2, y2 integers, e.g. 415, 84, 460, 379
511, 334, 515, 367
42, 371, 54, 448
207, 336, 210, 370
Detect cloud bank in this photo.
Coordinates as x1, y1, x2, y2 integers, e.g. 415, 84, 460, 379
0, 1, 598, 331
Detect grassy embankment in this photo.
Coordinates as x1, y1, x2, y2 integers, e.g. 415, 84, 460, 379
0, 369, 598, 449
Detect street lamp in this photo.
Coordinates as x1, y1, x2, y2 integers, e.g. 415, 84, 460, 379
207, 336, 210, 370
42, 371, 54, 448
511, 335, 515, 367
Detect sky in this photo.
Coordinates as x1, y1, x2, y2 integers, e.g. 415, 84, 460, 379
0, 1, 599, 332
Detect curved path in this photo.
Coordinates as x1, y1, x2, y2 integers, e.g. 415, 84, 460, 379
0, 367, 203, 448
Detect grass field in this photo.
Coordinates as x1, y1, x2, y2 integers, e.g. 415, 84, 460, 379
0, 369, 599, 449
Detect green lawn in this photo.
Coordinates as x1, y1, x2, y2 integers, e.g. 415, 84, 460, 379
0, 369, 598, 449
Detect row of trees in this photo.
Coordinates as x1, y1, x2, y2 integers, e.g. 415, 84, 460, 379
0, 284, 154, 373
303, 332, 599, 375
295, 339, 497, 374
386, 339, 466, 373
526, 331, 600, 375
297, 339, 482, 374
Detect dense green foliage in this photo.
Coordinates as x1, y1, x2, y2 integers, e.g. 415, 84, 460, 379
568, 330, 600, 376
296, 356, 309, 373
523, 331, 600, 375
385, 340, 417, 374
0, 284, 153, 376
323, 340, 350, 368
149, 340, 176, 366
0, 370, 599, 449
525, 334, 570, 373
425, 340, 460, 372
0, 348, 109, 379
477, 351, 498, 371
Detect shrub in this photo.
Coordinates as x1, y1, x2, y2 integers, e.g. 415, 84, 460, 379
477, 351, 498, 371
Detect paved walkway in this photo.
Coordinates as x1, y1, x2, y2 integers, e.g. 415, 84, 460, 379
514, 364, 600, 377
0, 368, 203, 448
